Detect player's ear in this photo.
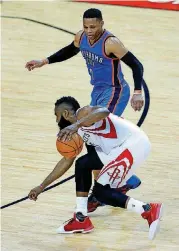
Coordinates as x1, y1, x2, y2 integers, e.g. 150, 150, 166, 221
101, 20, 104, 27
62, 109, 69, 120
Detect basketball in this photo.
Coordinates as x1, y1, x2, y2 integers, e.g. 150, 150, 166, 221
56, 133, 84, 158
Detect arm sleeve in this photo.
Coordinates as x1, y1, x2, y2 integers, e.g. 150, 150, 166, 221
121, 51, 144, 90
47, 42, 80, 64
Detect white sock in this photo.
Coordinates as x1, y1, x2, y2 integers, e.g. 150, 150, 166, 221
127, 198, 146, 214
75, 197, 88, 216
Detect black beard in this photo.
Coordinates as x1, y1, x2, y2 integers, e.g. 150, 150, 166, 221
58, 116, 72, 130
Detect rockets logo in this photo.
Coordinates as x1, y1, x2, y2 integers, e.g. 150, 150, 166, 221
97, 149, 133, 188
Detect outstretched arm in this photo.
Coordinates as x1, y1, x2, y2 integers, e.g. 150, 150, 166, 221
28, 157, 75, 201
47, 30, 82, 64
25, 31, 83, 71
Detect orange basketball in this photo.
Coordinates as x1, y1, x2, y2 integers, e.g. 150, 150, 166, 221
56, 133, 84, 158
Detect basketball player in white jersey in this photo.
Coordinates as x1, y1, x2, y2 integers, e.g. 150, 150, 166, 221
28, 96, 163, 240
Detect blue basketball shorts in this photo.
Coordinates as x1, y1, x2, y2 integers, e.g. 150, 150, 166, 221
90, 81, 130, 116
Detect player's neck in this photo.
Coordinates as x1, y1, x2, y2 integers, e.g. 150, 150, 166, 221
89, 29, 105, 45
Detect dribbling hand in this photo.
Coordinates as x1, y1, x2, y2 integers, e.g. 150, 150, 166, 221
58, 124, 78, 142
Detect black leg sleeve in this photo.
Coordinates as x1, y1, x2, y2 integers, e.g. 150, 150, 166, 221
75, 155, 92, 192
93, 182, 128, 208
75, 147, 104, 192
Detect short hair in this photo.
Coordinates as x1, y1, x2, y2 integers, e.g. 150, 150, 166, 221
55, 96, 80, 112
83, 8, 102, 20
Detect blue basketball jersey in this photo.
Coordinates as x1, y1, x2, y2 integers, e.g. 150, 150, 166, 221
79, 30, 124, 87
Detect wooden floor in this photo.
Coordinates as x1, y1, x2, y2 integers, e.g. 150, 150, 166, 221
1, 1, 179, 250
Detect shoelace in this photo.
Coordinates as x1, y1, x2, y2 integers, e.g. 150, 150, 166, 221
63, 218, 75, 225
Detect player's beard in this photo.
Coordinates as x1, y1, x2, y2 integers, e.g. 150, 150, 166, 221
58, 116, 72, 130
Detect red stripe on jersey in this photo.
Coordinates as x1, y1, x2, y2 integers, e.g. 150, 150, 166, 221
83, 118, 106, 132
81, 117, 117, 139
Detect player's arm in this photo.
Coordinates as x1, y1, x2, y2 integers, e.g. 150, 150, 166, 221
76, 106, 110, 127
28, 157, 75, 201
46, 30, 82, 64
25, 31, 83, 71
105, 37, 143, 91
105, 37, 144, 111
58, 106, 110, 141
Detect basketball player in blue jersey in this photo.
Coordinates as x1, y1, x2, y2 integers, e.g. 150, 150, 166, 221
25, 8, 144, 212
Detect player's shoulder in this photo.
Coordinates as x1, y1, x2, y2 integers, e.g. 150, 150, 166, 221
108, 113, 124, 123
105, 35, 126, 55
108, 112, 118, 120
75, 30, 84, 38
74, 30, 85, 47
76, 105, 92, 120
105, 36, 122, 46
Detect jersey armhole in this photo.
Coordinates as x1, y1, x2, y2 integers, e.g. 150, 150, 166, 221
79, 31, 85, 46
103, 35, 118, 60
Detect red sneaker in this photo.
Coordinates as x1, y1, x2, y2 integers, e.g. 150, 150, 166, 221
141, 203, 163, 240
57, 213, 94, 234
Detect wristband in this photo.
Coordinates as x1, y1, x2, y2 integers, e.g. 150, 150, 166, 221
134, 90, 142, 94
42, 58, 49, 65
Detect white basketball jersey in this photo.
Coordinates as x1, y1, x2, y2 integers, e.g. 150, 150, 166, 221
78, 113, 142, 155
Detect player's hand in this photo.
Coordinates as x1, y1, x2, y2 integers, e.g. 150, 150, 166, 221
28, 186, 43, 201
25, 59, 48, 71
58, 124, 78, 142
131, 93, 144, 111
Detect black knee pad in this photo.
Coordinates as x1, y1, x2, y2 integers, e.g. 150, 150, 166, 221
75, 155, 89, 176
93, 182, 128, 209
75, 147, 104, 192
75, 155, 92, 192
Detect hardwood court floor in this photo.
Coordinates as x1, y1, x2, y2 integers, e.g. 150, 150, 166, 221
1, 1, 179, 251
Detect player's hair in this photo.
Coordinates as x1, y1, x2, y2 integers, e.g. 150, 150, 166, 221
83, 8, 103, 20
55, 96, 80, 112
